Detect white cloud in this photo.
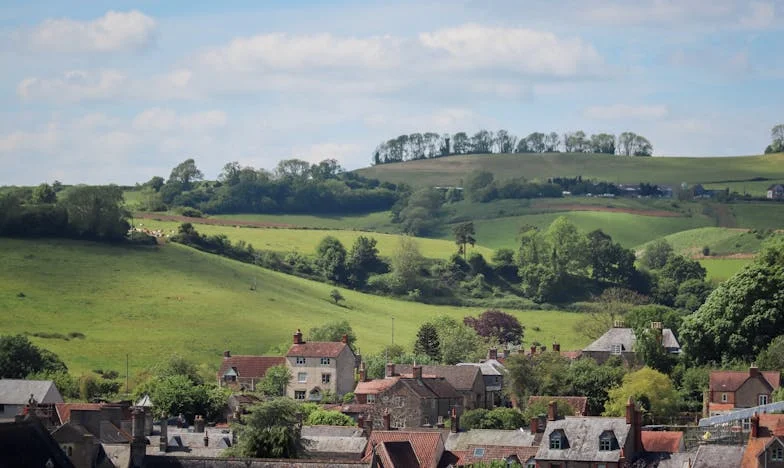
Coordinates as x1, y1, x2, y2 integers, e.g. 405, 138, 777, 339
17, 69, 126, 101
292, 142, 363, 164
132, 108, 227, 132
583, 104, 669, 120
419, 24, 603, 76
27, 10, 156, 52
739, 2, 775, 29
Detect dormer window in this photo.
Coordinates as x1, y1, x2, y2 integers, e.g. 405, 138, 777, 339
599, 430, 619, 451
773, 445, 784, 461
550, 430, 567, 449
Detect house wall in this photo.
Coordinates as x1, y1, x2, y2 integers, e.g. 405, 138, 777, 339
736, 377, 772, 408
709, 390, 736, 405
0, 404, 24, 420
335, 347, 356, 396
465, 373, 487, 410
367, 381, 431, 428
285, 347, 356, 399
581, 350, 637, 365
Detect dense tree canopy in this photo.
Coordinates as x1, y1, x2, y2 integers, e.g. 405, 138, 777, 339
230, 398, 303, 458
604, 367, 679, 421
463, 309, 524, 345
0, 335, 67, 378
308, 320, 356, 348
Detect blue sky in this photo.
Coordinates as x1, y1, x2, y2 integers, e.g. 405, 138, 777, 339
1, 0, 782, 185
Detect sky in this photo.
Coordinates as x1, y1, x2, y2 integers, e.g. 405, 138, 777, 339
1, 0, 782, 185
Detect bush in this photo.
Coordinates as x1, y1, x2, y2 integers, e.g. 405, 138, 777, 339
128, 231, 158, 245
702, 246, 710, 256
461, 407, 525, 429
305, 409, 355, 426
179, 207, 203, 218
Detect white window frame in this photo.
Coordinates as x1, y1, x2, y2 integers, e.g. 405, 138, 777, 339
320, 357, 331, 365
295, 356, 306, 365
773, 445, 784, 461
294, 390, 306, 400
473, 447, 485, 458
297, 372, 307, 383
760, 394, 769, 405
550, 433, 562, 449
721, 393, 728, 402
611, 344, 622, 355
743, 418, 751, 431
366, 394, 376, 403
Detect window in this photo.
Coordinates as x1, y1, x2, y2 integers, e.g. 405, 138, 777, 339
367, 394, 376, 403
525, 458, 536, 468
473, 448, 485, 458
743, 418, 751, 431
599, 431, 617, 451
294, 391, 306, 400
760, 394, 769, 405
611, 344, 622, 355
321, 373, 331, 384
310, 389, 321, 401
295, 356, 305, 365
721, 393, 728, 402
320, 357, 331, 365
600, 437, 612, 451
550, 433, 562, 449
392, 416, 405, 429
598, 465, 607, 468
298, 372, 307, 383
773, 445, 784, 461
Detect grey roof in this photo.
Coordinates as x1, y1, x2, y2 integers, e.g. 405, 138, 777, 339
536, 417, 630, 463
445, 429, 537, 451
302, 425, 368, 455
630, 452, 694, 468
0, 379, 63, 405
396, 365, 481, 391
302, 425, 366, 438
457, 362, 503, 376
582, 328, 680, 353
691, 444, 745, 468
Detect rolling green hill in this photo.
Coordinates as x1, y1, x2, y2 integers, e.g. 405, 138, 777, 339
357, 152, 784, 188
0, 239, 585, 378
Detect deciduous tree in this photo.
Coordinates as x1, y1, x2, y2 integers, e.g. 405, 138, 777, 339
604, 367, 679, 421
453, 222, 476, 258
463, 309, 524, 344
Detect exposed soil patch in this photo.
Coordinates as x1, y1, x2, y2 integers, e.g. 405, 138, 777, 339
533, 203, 684, 217
132, 212, 296, 229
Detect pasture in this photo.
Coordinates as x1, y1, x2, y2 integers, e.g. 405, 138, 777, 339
0, 239, 586, 377
700, 258, 752, 282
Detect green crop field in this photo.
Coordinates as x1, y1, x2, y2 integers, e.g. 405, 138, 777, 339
701, 258, 752, 282
639, 227, 780, 257
134, 218, 492, 259
211, 211, 397, 232
0, 239, 586, 378
729, 203, 784, 230
357, 152, 784, 188
446, 211, 714, 250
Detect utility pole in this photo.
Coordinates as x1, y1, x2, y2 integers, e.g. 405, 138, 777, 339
391, 317, 395, 347
126, 353, 129, 396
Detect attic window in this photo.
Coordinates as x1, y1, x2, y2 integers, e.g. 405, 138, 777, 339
599, 431, 619, 451
611, 344, 622, 355
549, 431, 566, 449
773, 445, 784, 461
473, 447, 485, 457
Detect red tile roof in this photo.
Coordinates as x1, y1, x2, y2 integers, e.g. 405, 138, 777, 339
217, 355, 286, 379
55, 403, 102, 424
641, 431, 683, 453
560, 351, 583, 360
741, 414, 784, 467
355, 377, 399, 395
708, 402, 735, 412
376, 440, 420, 467
527, 396, 589, 416
287, 342, 349, 358
459, 445, 538, 466
709, 369, 780, 392
363, 430, 444, 468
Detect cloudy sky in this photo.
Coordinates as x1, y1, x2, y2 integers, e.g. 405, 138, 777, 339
1, 0, 782, 185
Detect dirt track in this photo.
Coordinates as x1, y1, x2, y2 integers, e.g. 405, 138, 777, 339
132, 212, 296, 229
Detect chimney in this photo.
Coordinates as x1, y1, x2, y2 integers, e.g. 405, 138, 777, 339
635, 405, 643, 454
293, 329, 304, 345
450, 407, 460, 433
382, 409, 391, 430
503, 348, 510, 358
547, 401, 557, 421
358, 414, 365, 430
385, 362, 396, 378
650, 321, 662, 330
751, 413, 760, 438
223, 350, 231, 359
530, 418, 538, 435
530, 345, 536, 356
359, 362, 367, 382
488, 348, 498, 360
540, 345, 547, 353
625, 397, 635, 425
750, 364, 760, 378
203, 431, 209, 448
364, 417, 373, 436
552, 342, 560, 353
130, 408, 146, 468
412, 364, 423, 380
194, 415, 205, 433
341, 334, 348, 344
159, 421, 168, 452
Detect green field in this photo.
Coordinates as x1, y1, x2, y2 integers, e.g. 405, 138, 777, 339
211, 211, 397, 232
0, 239, 586, 377
703, 180, 784, 198
357, 152, 784, 188
729, 203, 784, 230
639, 227, 780, 256
135, 218, 493, 259
700, 258, 752, 282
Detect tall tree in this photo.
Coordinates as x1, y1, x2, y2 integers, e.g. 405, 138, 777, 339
414, 322, 441, 360
346, 236, 384, 287
315, 236, 347, 284
586, 230, 636, 284
61, 185, 130, 240
463, 309, 524, 344
258, 365, 292, 397
308, 320, 356, 348
640, 239, 674, 270
0, 335, 67, 378
464, 170, 495, 202
31, 183, 57, 204
471, 130, 494, 153
452, 132, 470, 154
230, 398, 303, 458
168, 158, 204, 190
453, 222, 476, 258
390, 236, 424, 292
604, 367, 679, 421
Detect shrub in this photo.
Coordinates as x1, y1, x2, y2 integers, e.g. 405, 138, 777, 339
702, 246, 710, 256
128, 231, 157, 245
179, 207, 203, 218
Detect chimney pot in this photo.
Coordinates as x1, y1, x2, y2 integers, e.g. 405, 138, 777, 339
159, 422, 168, 452
751, 413, 760, 438
382, 409, 391, 431
488, 348, 498, 360
552, 342, 560, 353
341, 334, 348, 344
293, 329, 303, 345
547, 401, 557, 421
540, 345, 547, 353
750, 365, 760, 378
450, 407, 460, 433
223, 350, 231, 358
385, 363, 395, 378
626, 397, 635, 425
359, 362, 367, 382
530, 345, 536, 356
530, 418, 538, 435
412, 365, 423, 380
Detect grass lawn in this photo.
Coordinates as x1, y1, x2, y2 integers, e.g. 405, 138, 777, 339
134, 218, 493, 259
451, 211, 714, 250
700, 258, 752, 282
0, 238, 585, 379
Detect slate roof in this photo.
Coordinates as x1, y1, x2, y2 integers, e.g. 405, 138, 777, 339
527, 396, 589, 416
0, 416, 75, 468
55, 403, 102, 424
217, 355, 286, 378
641, 431, 683, 453
356, 376, 461, 400
457, 362, 502, 377
287, 342, 350, 358
692, 444, 745, 468
301, 425, 367, 457
396, 365, 482, 391
363, 430, 444, 468
536, 416, 630, 463
376, 440, 420, 467
0, 379, 63, 405
582, 328, 680, 353
444, 429, 537, 451
51, 422, 93, 444
709, 369, 780, 392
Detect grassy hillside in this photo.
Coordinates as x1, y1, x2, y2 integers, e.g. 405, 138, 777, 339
357, 152, 784, 188
0, 239, 585, 377
212, 211, 397, 232
700, 258, 753, 282
638, 227, 780, 257
135, 218, 493, 259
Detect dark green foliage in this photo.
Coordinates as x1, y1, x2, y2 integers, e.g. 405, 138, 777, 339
625, 305, 683, 335
757, 336, 784, 371
329, 289, 344, 304
660, 255, 707, 284
316, 236, 348, 284
461, 407, 525, 430
230, 398, 302, 458
453, 222, 476, 258
565, 358, 626, 415
0, 335, 67, 378
463, 309, 524, 344
258, 365, 292, 397
168, 158, 204, 191
675, 364, 710, 412
640, 240, 674, 270
414, 323, 441, 360
522, 399, 576, 421
397, 189, 443, 236
61, 185, 130, 241
492, 248, 518, 281
674, 279, 713, 312
305, 409, 355, 426
586, 230, 636, 284
308, 320, 356, 348
467, 252, 489, 276
31, 183, 57, 204
346, 236, 386, 288
634, 328, 676, 374
465, 171, 496, 202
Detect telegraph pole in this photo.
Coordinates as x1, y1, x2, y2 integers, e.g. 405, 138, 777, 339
391, 317, 395, 346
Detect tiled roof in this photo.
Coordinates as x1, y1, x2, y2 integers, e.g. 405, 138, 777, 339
287, 342, 350, 358
641, 431, 683, 453
217, 355, 286, 379
582, 327, 680, 354
536, 417, 630, 463
742, 436, 769, 468
356, 376, 460, 400
440, 450, 468, 467
396, 365, 482, 391
760, 414, 784, 437
456, 362, 502, 377
708, 402, 735, 412
445, 429, 537, 451
527, 396, 589, 416
693, 444, 745, 468
561, 351, 583, 360
363, 431, 444, 468
355, 377, 399, 395
709, 370, 780, 392
460, 445, 538, 466
55, 403, 102, 424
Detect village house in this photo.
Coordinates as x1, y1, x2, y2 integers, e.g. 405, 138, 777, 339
457, 347, 506, 408
768, 184, 784, 200
286, 329, 358, 401
362, 429, 446, 468
444, 427, 540, 468
395, 363, 486, 410
354, 363, 462, 429
707, 365, 780, 415
581, 322, 680, 364
0, 379, 63, 421
742, 413, 784, 467
217, 351, 286, 391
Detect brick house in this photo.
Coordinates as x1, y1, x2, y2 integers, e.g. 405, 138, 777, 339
396, 364, 487, 410
742, 413, 784, 467
581, 322, 680, 364
216, 352, 286, 391
286, 329, 357, 401
354, 363, 462, 429
707, 366, 780, 415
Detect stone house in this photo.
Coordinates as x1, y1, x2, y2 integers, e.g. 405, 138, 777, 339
581, 322, 680, 364
457, 348, 506, 408
707, 366, 780, 415
216, 352, 286, 391
286, 329, 357, 401
0, 379, 63, 421
445, 428, 540, 468
354, 363, 462, 429
768, 184, 784, 200
742, 413, 784, 468
396, 364, 487, 410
